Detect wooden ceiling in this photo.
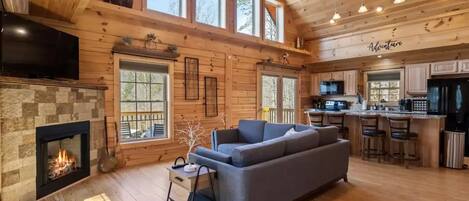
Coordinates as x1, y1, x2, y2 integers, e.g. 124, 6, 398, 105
29, 0, 90, 23
286, 0, 469, 40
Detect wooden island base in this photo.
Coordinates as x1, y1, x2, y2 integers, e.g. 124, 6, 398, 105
342, 114, 445, 168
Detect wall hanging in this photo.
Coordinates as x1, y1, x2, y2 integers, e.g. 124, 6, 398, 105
204, 77, 218, 117
184, 57, 199, 100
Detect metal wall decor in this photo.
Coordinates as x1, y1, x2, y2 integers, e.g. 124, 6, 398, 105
204, 77, 218, 117
368, 40, 403, 53
184, 57, 200, 100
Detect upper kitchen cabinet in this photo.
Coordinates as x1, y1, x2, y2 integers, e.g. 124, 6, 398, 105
311, 74, 320, 96
332, 72, 344, 81
430, 60, 458, 75
458, 60, 469, 73
319, 72, 332, 81
343, 70, 358, 96
406, 63, 430, 95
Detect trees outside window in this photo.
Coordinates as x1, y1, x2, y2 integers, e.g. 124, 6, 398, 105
196, 0, 226, 28
147, 0, 186, 18
264, 0, 284, 42
236, 0, 260, 36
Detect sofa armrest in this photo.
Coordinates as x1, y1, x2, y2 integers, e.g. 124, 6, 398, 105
195, 147, 232, 164
211, 128, 240, 151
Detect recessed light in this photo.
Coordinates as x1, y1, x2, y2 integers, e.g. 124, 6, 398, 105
377, 55, 383, 58
329, 19, 336, 25
376, 6, 384, 13
394, 0, 406, 4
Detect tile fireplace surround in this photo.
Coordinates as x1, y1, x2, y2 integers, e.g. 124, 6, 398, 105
0, 77, 107, 201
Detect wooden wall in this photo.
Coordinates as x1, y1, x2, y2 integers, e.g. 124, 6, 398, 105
305, 8, 469, 63
28, 1, 307, 166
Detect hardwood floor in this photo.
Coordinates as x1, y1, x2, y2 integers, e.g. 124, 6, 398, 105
40, 157, 469, 201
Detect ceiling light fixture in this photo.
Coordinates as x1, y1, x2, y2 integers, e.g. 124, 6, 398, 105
377, 55, 383, 58
329, 19, 336, 25
358, 0, 368, 13
393, 0, 406, 4
376, 6, 384, 13
332, 0, 341, 20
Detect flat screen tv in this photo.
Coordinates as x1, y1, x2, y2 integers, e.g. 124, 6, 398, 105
1, 12, 79, 80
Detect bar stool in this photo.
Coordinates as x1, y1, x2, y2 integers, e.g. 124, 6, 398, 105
306, 111, 327, 127
387, 116, 419, 168
359, 114, 387, 163
327, 112, 349, 139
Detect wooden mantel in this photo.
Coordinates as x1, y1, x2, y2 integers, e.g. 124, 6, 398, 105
0, 76, 108, 90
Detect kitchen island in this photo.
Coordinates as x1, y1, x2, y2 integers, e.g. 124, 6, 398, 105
305, 109, 446, 168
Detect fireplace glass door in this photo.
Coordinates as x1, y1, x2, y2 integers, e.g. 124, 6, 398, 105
36, 121, 90, 199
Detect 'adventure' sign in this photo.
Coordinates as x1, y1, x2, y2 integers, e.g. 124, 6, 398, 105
368, 40, 403, 53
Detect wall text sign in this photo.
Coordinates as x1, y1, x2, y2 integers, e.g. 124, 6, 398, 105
368, 40, 403, 53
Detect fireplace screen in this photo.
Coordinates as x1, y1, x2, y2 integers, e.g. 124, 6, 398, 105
47, 135, 82, 181
36, 121, 90, 199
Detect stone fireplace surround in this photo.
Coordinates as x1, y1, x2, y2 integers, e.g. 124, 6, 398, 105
0, 77, 107, 201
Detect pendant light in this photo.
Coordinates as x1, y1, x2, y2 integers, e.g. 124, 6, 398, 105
329, 19, 336, 25
358, 0, 368, 13
376, 6, 384, 13
393, 0, 406, 4
332, 0, 341, 20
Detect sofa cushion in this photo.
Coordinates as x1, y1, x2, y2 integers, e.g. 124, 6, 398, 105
218, 143, 249, 155
238, 120, 267, 143
263, 123, 295, 141
195, 147, 232, 164
313, 126, 339, 146
231, 138, 286, 167
295, 124, 314, 132
283, 129, 319, 155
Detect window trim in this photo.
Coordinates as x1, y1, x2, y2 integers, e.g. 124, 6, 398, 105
113, 53, 175, 148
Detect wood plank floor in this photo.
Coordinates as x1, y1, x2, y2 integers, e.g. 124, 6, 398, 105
40, 157, 469, 201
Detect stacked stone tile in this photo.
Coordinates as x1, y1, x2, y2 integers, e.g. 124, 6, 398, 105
0, 83, 106, 201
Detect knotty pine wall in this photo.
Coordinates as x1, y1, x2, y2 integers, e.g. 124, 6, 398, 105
29, 5, 307, 166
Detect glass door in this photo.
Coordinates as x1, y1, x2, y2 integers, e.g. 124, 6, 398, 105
261, 74, 298, 123
282, 77, 297, 124
262, 75, 279, 123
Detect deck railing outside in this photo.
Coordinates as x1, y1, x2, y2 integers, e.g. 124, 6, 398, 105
120, 111, 166, 140
262, 107, 296, 124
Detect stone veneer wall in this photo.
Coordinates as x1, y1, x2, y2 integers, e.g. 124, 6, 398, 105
0, 83, 106, 201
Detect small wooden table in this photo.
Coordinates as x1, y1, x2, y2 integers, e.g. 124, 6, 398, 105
166, 165, 216, 201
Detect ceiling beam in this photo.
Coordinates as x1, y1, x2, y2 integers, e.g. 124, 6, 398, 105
29, 0, 90, 23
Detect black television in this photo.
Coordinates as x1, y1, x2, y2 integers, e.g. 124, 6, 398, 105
0, 12, 79, 80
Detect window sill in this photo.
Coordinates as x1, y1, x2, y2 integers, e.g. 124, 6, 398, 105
120, 137, 174, 149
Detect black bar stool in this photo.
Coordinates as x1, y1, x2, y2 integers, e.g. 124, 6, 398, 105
327, 112, 348, 139
359, 114, 387, 163
387, 116, 419, 168
306, 111, 326, 127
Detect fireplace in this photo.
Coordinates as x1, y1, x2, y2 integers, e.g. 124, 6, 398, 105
36, 121, 91, 199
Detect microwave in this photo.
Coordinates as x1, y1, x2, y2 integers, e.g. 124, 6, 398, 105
320, 81, 344, 95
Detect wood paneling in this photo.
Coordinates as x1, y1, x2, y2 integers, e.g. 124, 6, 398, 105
30, 0, 90, 22
287, 0, 469, 40
305, 7, 469, 63
27, 0, 306, 166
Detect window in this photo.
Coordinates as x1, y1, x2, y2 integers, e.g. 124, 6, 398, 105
196, 0, 226, 28
264, 0, 284, 42
236, 0, 260, 36
147, 0, 187, 18
120, 61, 169, 142
368, 81, 400, 103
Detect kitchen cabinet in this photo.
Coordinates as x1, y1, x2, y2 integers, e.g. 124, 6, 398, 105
430, 60, 458, 75
458, 60, 469, 73
319, 73, 332, 81
406, 63, 430, 95
310, 74, 320, 96
332, 72, 344, 81
344, 70, 358, 96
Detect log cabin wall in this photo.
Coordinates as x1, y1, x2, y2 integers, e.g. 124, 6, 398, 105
26, 0, 308, 167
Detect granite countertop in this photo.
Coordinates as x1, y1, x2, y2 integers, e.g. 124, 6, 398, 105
305, 109, 446, 120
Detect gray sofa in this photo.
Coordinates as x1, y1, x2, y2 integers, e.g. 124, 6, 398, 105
189, 120, 349, 201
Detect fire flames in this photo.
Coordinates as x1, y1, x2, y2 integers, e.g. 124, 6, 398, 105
48, 148, 78, 180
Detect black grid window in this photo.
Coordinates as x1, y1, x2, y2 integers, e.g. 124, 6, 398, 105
120, 68, 168, 141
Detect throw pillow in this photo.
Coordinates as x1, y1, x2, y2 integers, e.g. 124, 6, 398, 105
284, 128, 299, 136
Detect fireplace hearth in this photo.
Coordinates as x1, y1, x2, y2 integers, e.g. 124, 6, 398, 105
36, 121, 91, 199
